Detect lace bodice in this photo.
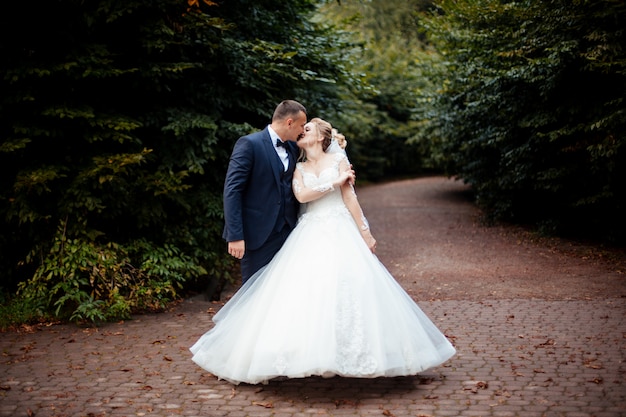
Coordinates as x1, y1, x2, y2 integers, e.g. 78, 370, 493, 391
296, 153, 351, 221
295, 153, 377, 375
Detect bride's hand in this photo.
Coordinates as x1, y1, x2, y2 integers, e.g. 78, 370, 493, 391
334, 169, 355, 188
346, 164, 355, 186
361, 230, 377, 253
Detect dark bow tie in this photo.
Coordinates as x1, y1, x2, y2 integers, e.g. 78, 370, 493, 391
276, 139, 286, 148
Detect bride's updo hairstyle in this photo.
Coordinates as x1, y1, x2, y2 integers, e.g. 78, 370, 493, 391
332, 130, 347, 150
310, 117, 348, 151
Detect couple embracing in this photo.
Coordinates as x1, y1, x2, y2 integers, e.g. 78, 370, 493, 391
190, 100, 456, 385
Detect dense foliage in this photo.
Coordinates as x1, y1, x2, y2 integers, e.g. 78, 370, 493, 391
0, 0, 359, 324
414, 0, 626, 242
2, 0, 624, 326
317, 0, 436, 179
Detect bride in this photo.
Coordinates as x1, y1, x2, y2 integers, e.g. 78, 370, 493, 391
190, 117, 456, 385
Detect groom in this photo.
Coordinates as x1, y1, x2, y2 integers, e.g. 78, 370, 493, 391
222, 100, 307, 284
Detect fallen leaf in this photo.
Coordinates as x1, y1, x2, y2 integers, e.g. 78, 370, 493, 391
540, 339, 555, 345
494, 389, 511, 398
334, 399, 357, 407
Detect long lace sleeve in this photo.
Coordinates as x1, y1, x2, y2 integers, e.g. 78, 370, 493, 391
292, 161, 341, 203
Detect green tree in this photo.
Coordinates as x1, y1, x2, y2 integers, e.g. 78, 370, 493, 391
0, 0, 358, 324
317, 0, 436, 179
415, 0, 626, 242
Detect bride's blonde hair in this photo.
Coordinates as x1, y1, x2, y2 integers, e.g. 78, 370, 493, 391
299, 118, 348, 162
332, 129, 347, 150
310, 118, 347, 152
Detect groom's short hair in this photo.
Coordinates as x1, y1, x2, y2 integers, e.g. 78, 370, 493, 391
273, 100, 307, 122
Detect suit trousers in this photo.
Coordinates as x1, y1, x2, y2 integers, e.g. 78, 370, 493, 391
240, 224, 292, 284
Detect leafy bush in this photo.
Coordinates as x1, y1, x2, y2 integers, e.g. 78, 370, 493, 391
415, 0, 626, 242
0, 291, 52, 331
17, 222, 204, 322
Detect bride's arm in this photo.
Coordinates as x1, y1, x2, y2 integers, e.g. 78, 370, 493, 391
292, 162, 354, 203
339, 160, 377, 253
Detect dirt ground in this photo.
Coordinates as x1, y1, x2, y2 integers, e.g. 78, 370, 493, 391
357, 176, 626, 302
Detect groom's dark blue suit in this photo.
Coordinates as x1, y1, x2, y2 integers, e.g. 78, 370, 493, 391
223, 127, 300, 282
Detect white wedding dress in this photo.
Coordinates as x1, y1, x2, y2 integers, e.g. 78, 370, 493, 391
190, 153, 456, 384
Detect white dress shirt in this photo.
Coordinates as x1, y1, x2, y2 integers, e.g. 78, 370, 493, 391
268, 125, 289, 171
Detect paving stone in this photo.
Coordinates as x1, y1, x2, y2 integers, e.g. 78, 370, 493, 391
3, 296, 623, 416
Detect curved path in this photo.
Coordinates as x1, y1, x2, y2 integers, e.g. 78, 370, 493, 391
359, 176, 625, 301
1, 177, 625, 417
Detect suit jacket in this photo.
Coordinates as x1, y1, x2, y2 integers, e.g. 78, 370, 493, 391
222, 127, 300, 251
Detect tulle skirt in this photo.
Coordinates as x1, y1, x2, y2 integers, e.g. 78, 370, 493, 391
190, 211, 456, 384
